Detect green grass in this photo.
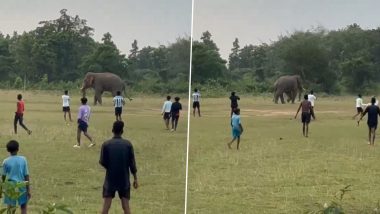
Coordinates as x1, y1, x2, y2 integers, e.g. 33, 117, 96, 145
188, 96, 380, 213
0, 90, 187, 213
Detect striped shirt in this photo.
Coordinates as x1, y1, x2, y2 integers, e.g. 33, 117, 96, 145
113, 96, 125, 108
192, 92, 201, 102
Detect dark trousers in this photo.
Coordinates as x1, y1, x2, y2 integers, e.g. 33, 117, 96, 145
14, 113, 29, 133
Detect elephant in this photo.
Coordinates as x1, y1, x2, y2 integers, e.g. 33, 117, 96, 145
81, 72, 131, 105
273, 75, 304, 104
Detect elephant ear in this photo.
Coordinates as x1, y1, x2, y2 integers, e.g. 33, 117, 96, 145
89, 76, 95, 86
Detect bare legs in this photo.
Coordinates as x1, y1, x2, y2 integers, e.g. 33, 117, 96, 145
227, 137, 240, 150
193, 107, 201, 117
102, 198, 131, 214
64, 111, 72, 122
368, 127, 376, 145
76, 128, 93, 146
302, 122, 309, 137
171, 116, 179, 131
164, 118, 170, 130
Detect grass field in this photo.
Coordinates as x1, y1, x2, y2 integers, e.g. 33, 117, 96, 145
188, 96, 380, 214
0, 90, 188, 213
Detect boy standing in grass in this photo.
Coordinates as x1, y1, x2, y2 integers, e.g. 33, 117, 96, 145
62, 90, 72, 122
113, 91, 125, 121
170, 97, 182, 131
295, 94, 312, 137
228, 108, 243, 150
75, 97, 95, 148
229, 92, 240, 117
192, 88, 201, 117
14, 94, 32, 135
353, 94, 364, 119
1, 140, 30, 214
358, 97, 380, 145
161, 96, 172, 130
100, 121, 138, 214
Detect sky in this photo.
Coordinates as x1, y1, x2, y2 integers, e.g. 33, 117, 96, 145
0, 0, 192, 55
193, 0, 380, 60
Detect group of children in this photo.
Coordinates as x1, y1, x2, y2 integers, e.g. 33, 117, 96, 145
161, 96, 183, 131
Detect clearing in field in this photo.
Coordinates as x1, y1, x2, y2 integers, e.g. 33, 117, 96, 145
188, 96, 380, 213
0, 90, 187, 214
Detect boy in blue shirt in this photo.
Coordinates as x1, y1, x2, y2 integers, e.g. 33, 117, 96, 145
1, 140, 30, 214
228, 108, 244, 150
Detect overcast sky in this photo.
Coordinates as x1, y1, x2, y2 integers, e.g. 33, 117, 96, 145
193, 0, 380, 60
0, 0, 192, 55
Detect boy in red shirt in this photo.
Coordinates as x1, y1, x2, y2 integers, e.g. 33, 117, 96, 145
14, 94, 32, 135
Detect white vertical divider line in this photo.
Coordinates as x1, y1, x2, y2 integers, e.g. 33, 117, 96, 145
184, 0, 195, 213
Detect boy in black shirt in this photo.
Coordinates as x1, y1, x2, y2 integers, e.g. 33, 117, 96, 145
358, 97, 380, 145
170, 97, 182, 131
229, 92, 240, 117
100, 121, 138, 214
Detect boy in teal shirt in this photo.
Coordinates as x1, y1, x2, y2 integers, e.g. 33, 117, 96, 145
1, 140, 30, 214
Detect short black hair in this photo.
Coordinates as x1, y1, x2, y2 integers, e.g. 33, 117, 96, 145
7, 140, 19, 153
112, 121, 124, 135
371, 97, 376, 104
194, 88, 198, 92
231, 92, 235, 96
358, 94, 362, 98
310, 90, 314, 94
117, 91, 121, 96
175, 97, 180, 101
17, 94, 22, 100
304, 94, 308, 100
64, 90, 68, 95
233, 108, 240, 114
166, 95, 171, 100
81, 97, 88, 104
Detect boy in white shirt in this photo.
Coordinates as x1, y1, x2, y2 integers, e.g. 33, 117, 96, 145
192, 88, 201, 117
161, 96, 172, 130
62, 90, 72, 122
308, 90, 316, 120
353, 94, 364, 119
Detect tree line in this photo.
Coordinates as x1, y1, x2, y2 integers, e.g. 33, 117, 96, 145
192, 25, 380, 95
0, 9, 190, 93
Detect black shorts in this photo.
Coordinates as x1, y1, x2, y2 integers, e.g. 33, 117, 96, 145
78, 120, 88, 132
171, 113, 179, 121
301, 112, 311, 123
193, 101, 200, 109
62, 106, 70, 112
357, 107, 363, 113
115, 107, 122, 116
103, 187, 130, 199
163, 112, 171, 120
368, 122, 378, 129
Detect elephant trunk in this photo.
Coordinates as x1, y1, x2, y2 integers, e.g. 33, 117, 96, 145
80, 86, 86, 97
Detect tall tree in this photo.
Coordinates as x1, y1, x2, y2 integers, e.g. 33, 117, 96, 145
228, 38, 240, 71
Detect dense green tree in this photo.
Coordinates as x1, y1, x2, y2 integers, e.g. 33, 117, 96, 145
228, 38, 240, 71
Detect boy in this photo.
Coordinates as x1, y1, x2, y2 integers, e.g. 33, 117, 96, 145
170, 97, 182, 131
295, 94, 312, 137
192, 88, 201, 117
14, 94, 32, 135
161, 96, 172, 130
358, 97, 380, 145
228, 108, 243, 150
1, 140, 30, 214
113, 91, 125, 121
100, 121, 138, 214
353, 94, 364, 119
308, 90, 317, 120
229, 92, 240, 117
62, 90, 72, 122
75, 97, 95, 148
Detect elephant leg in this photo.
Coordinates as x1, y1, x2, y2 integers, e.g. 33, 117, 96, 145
280, 93, 285, 104
94, 90, 102, 105
285, 92, 292, 103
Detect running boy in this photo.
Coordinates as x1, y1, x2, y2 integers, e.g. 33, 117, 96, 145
353, 94, 364, 119
113, 91, 125, 121
1, 140, 30, 214
161, 96, 172, 130
228, 108, 243, 150
229, 92, 240, 117
14, 94, 32, 135
170, 97, 182, 131
62, 90, 72, 122
192, 88, 201, 117
295, 94, 312, 137
75, 97, 95, 148
358, 97, 380, 145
